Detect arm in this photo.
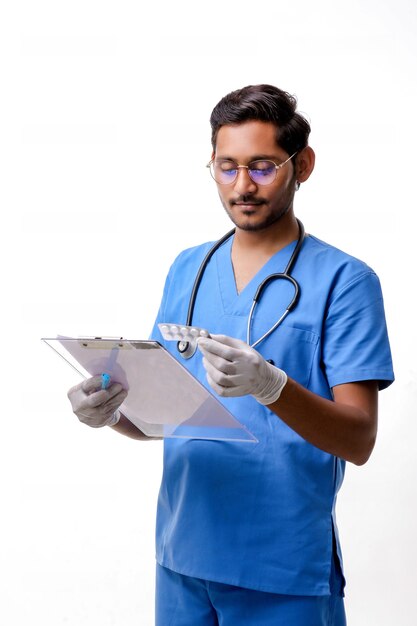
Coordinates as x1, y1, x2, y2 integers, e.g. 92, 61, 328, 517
198, 335, 378, 466
269, 378, 378, 465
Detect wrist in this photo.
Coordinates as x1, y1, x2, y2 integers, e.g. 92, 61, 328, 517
107, 409, 121, 427
253, 363, 288, 405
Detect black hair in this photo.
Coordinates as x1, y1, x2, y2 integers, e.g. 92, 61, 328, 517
210, 84, 311, 155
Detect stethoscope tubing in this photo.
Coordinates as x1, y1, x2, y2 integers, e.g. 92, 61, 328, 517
184, 228, 235, 328
246, 220, 304, 347
247, 276, 297, 349
178, 219, 305, 357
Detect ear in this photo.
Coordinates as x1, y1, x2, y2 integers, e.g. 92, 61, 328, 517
295, 146, 315, 183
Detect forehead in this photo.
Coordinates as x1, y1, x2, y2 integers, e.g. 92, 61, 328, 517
215, 120, 285, 159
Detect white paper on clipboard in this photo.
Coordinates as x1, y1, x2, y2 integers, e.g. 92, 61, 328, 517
42, 336, 257, 443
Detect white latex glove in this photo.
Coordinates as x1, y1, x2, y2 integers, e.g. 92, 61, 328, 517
197, 334, 287, 405
67, 376, 128, 428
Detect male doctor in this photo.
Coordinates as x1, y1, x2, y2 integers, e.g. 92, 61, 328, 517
68, 84, 394, 625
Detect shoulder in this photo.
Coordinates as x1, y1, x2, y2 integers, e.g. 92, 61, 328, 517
303, 234, 381, 300
167, 240, 217, 278
173, 240, 215, 264
154, 239, 219, 327
304, 234, 373, 273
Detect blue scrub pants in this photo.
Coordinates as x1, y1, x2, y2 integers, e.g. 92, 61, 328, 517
155, 564, 347, 626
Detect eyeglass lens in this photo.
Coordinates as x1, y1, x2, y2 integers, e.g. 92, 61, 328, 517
211, 160, 278, 185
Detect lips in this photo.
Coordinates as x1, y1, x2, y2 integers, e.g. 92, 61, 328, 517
233, 201, 264, 207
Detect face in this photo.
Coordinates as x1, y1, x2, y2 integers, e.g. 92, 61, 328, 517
213, 120, 298, 232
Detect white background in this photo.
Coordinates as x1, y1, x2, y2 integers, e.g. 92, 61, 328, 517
1, 1, 416, 624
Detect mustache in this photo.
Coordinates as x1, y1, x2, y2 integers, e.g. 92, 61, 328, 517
231, 195, 266, 205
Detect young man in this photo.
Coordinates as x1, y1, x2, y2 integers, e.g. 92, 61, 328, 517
68, 85, 394, 625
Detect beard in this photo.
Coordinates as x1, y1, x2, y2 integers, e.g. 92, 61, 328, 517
221, 197, 293, 232
218, 175, 297, 232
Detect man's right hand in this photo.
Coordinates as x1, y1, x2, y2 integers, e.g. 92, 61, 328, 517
67, 376, 128, 428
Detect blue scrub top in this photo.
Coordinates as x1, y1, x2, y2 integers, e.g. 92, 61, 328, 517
150, 232, 394, 596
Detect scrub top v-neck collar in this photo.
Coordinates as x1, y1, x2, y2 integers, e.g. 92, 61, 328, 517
215, 234, 299, 316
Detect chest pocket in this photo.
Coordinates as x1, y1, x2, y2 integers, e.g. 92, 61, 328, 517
257, 325, 320, 389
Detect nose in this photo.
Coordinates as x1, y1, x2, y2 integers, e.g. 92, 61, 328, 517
233, 166, 257, 194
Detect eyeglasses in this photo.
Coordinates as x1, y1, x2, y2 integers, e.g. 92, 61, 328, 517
207, 152, 297, 186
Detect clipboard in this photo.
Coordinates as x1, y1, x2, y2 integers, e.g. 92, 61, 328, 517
42, 336, 257, 443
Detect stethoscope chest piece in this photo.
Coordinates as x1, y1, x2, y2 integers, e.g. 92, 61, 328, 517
177, 340, 198, 359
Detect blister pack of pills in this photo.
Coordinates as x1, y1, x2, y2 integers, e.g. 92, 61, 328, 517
158, 323, 211, 342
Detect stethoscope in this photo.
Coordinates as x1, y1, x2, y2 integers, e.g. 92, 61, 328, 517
177, 219, 305, 359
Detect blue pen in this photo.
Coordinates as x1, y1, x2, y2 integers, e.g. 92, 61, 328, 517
100, 344, 120, 389
101, 372, 111, 390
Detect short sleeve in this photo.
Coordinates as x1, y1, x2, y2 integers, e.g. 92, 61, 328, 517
322, 271, 394, 390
